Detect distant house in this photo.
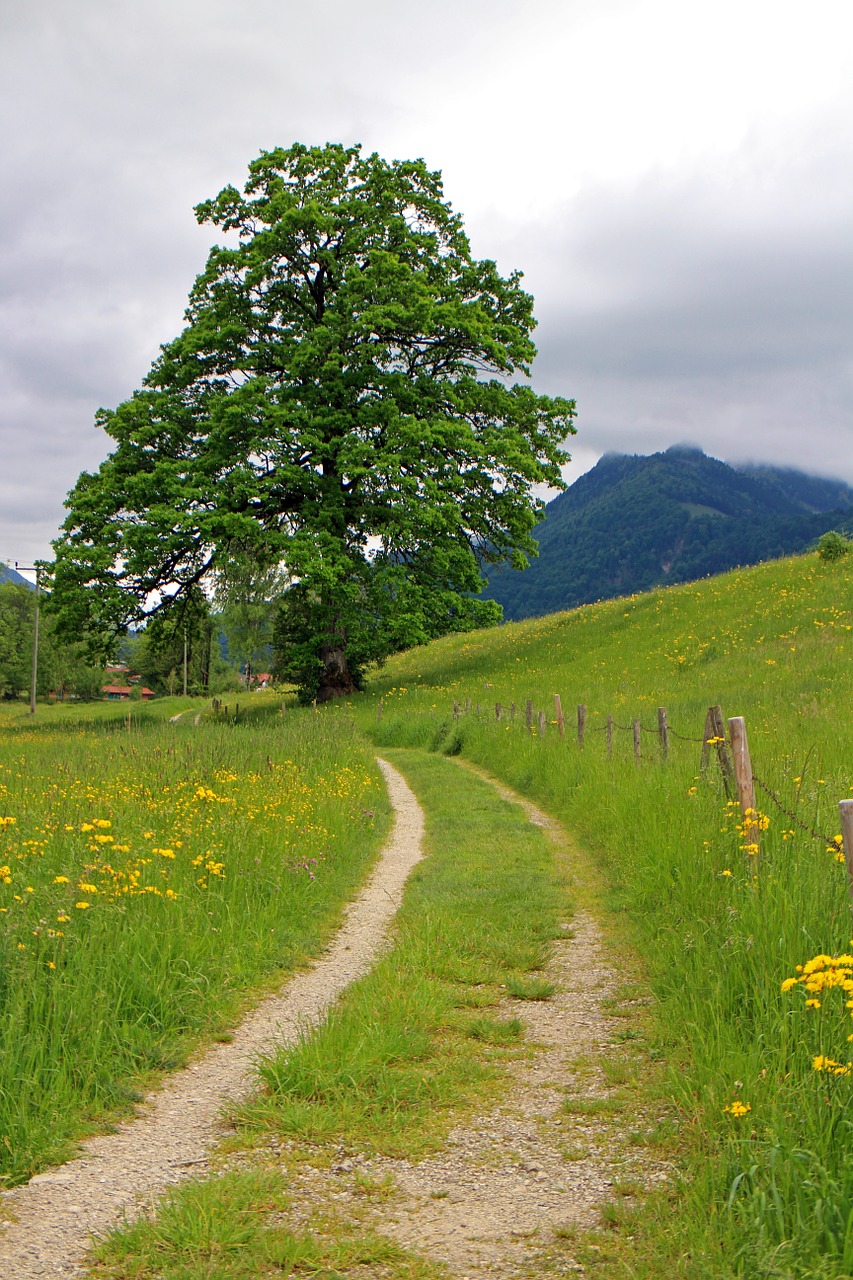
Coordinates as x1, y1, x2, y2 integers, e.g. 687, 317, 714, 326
102, 684, 155, 701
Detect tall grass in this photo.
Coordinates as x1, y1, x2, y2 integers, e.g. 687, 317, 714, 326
355, 550, 853, 1276
0, 696, 389, 1185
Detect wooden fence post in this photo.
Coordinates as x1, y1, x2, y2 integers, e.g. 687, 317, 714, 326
728, 716, 759, 855
377, 698, 383, 723
453, 700, 460, 720
554, 694, 565, 738
465, 697, 471, 716
633, 719, 641, 759
538, 710, 547, 737
510, 702, 516, 722
525, 699, 533, 730
577, 704, 586, 750
658, 707, 669, 761
839, 801, 853, 911
606, 714, 613, 759
495, 702, 501, 720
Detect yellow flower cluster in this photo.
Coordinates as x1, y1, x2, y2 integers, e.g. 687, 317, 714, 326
723, 1100, 751, 1117
812, 1055, 852, 1076
783, 951, 853, 1073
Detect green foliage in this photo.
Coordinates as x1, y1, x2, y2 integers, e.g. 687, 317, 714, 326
816, 529, 851, 562
213, 550, 285, 684
0, 583, 105, 702
50, 142, 575, 701
125, 587, 214, 696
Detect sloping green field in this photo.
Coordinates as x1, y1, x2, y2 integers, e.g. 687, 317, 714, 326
355, 550, 853, 1277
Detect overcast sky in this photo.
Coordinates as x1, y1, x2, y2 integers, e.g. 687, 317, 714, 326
2, 0, 852, 567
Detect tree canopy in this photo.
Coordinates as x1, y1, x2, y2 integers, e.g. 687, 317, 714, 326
50, 143, 576, 700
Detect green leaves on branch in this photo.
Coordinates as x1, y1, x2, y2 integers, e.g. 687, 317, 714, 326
50, 142, 576, 698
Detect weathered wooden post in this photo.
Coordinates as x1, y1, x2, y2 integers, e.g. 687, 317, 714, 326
839, 801, 853, 911
577, 704, 586, 750
377, 698, 383, 723
495, 702, 501, 720
658, 707, 669, 761
606, 714, 613, 759
465, 697, 471, 716
538, 710, 547, 737
525, 699, 533, 730
728, 716, 759, 855
453, 700, 460, 720
633, 719, 641, 759
510, 702, 516, 723
554, 694, 565, 738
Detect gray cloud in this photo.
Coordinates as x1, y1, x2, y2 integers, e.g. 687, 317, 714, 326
1, 0, 852, 563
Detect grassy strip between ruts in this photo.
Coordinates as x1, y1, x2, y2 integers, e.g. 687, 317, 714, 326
0, 696, 390, 1184
90, 748, 571, 1279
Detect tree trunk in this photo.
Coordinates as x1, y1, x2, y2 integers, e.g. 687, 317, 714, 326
316, 644, 357, 702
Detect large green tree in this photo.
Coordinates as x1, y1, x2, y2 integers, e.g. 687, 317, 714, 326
50, 143, 576, 700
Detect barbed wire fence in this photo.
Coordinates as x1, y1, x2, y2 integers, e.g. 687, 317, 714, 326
433, 693, 853, 907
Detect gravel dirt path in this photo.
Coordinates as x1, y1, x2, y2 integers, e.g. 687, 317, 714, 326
0, 758, 424, 1279
274, 765, 667, 1279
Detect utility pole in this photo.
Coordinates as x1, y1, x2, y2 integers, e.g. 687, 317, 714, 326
183, 628, 188, 697
15, 563, 40, 715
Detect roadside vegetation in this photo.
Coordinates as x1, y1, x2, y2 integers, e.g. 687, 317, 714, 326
4, 544, 851, 1277
0, 694, 389, 1185
356, 547, 853, 1277
92, 749, 567, 1279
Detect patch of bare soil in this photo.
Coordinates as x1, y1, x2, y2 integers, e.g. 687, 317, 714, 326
0, 758, 424, 1279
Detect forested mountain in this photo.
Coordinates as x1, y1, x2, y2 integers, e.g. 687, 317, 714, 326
0, 563, 35, 589
481, 446, 853, 620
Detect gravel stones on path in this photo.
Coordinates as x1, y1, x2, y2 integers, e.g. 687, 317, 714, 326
0, 758, 424, 1279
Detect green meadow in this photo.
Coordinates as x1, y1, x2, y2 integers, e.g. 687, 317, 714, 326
354, 548, 853, 1277
2, 547, 853, 1278
0, 694, 389, 1185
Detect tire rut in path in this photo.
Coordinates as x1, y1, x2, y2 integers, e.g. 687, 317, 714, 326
0, 758, 423, 1279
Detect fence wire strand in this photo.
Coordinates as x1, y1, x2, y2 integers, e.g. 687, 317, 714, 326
753, 773, 839, 848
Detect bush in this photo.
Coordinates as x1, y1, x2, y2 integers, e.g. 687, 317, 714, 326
816, 530, 851, 562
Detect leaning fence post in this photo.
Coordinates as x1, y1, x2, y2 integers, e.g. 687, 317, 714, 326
839, 801, 853, 911
606, 714, 613, 759
554, 694, 565, 738
728, 716, 759, 856
538, 710, 547, 737
577, 704, 586, 750
525, 699, 533, 731
633, 719, 641, 759
658, 707, 669, 761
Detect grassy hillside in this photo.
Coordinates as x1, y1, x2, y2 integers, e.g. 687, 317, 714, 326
356, 549, 853, 1277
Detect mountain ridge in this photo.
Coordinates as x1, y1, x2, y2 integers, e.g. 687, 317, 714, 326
482, 447, 852, 620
